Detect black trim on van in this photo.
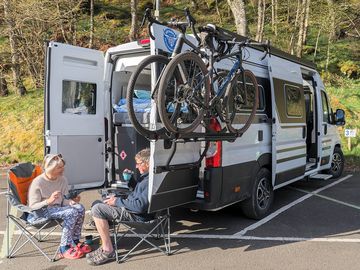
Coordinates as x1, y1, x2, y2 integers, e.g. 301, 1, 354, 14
275, 166, 305, 186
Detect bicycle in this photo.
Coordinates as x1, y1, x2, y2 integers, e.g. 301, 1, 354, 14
157, 24, 270, 136
126, 8, 201, 140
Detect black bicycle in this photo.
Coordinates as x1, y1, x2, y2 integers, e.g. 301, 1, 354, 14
157, 24, 270, 135
126, 8, 201, 139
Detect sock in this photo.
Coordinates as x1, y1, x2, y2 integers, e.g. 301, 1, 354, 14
60, 245, 70, 253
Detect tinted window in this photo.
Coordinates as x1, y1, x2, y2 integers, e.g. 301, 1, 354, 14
285, 85, 302, 117
235, 82, 265, 112
62, 80, 96, 115
321, 91, 330, 123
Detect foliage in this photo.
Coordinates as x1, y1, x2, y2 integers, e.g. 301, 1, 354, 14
338, 60, 360, 79
0, 88, 43, 165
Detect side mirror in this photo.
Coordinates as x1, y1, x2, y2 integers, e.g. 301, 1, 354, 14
335, 109, 345, 126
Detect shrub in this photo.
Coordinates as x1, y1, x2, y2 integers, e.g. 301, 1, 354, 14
338, 60, 360, 79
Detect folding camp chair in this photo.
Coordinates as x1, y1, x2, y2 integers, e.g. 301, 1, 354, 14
6, 162, 62, 262
112, 208, 171, 263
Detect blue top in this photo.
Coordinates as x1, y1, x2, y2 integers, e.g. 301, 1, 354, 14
115, 172, 154, 221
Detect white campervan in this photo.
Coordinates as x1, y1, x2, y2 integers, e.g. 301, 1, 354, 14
44, 24, 345, 219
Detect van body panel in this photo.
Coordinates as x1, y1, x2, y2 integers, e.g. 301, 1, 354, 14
268, 55, 306, 187
45, 42, 105, 188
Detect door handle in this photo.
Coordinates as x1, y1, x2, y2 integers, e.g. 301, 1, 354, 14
302, 126, 306, 139
324, 124, 327, 135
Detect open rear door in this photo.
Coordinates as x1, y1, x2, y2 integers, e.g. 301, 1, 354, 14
148, 25, 201, 212
268, 56, 306, 188
45, 42, 105, 189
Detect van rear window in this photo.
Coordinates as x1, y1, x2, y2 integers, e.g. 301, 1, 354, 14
62, 80, 97, 115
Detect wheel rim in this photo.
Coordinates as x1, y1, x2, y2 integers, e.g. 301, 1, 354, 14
257, 177, 271, 210
331, 152, 343, 172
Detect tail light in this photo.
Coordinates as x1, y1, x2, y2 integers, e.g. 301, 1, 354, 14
205, 118, 222, 168
138, 38, 150, 47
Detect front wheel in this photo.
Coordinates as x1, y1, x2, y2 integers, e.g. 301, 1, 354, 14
241, 167, 273, 220
157, 52, 209, 134
324, 147, 345, 179
225, 70, 259, 135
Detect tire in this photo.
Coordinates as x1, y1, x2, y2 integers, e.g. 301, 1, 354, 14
225, 70, 259, 135
157, 51, 209, 134
241, 167, 273, 220
126, 55, 169, 139
324, 147, 344, 179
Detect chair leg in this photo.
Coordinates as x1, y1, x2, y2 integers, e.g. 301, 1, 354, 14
113, 221, 119, 263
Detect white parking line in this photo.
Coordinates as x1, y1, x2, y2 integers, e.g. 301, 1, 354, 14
0, 230, 359, 243
289, 186, 360, 210
234, 174, 353, 236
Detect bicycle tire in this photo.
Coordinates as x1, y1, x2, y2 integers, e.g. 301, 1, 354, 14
157, 51, 209, 134
225, 69, 259, 135
126, 55, 169, 139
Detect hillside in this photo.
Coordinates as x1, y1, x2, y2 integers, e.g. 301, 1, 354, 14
0, 0, 359, 168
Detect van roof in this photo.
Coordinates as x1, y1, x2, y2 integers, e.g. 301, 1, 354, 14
215, 26, 317, 70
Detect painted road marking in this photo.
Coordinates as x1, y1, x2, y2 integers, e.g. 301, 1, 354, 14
0, 206, 17, 259
289, 186, 360, 210
234, 174, 353, 236
0, 230, 359, 243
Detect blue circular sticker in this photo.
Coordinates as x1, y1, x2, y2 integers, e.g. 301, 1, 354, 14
163, 28, 177, 52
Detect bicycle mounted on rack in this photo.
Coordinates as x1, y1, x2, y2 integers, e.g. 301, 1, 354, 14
127, 8, 270, 143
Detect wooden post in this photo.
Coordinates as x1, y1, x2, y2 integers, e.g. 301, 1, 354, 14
348, 137, 351, 151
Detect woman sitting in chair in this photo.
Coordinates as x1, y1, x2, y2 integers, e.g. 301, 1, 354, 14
27, 154, 91, 259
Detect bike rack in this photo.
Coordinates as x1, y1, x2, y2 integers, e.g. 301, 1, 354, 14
154, 138, 209, 173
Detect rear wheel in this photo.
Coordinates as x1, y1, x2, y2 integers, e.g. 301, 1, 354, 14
324, 147, 344, 179
157, 52, 209, 134
241, 167, 273, 220
126, 55, 169, 139
225, 70, 259, 135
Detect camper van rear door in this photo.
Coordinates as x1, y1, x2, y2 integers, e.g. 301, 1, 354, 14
268, 56, 307, 187
45, 42, 105, 189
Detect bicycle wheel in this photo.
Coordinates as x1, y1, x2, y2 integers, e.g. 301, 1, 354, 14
157, 52, 209, 134
126, 55, 169, 139
225, 69, 259, 135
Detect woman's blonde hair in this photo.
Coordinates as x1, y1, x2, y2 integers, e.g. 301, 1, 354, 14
135, 148, 150, 165
43, 154, 65, 173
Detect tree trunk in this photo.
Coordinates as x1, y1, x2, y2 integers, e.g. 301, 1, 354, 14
227, 0, 247, 36
302, 0, 310, 45
271, 0, 278, 36
3, 0, 26, 96
0, 71, 9, 97
215, 0, 222, 23
313, 27, 321, 61
296, 0, 306, 57
289, 0, 301, 54
327, 0, 336, 42
325, 0, 336, 71
129, 0, 138, 41
256, 0, 265, 42
89, 0, 94, 48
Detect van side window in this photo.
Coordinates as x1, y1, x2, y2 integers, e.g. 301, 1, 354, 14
321, 91, 331, 123
285, 85, 302, 117
237, 83, 265, 112
62, 80, 97, 115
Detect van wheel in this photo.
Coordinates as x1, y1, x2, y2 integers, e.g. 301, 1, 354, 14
241, 168, 273, 220
324, 147, 344, 179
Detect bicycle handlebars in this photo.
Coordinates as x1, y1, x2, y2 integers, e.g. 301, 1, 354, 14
141, 8, 200, 42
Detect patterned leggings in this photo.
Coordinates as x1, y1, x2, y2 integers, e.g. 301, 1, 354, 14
47, 204, 85, 247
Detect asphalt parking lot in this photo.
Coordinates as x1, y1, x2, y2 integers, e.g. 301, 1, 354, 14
0, 170, 359, 270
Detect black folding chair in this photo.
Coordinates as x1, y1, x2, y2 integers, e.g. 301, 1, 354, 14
6, 162, 62, 262
112, 208, 171, 263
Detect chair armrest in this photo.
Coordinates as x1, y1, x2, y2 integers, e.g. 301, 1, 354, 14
6, 193, 33, 213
